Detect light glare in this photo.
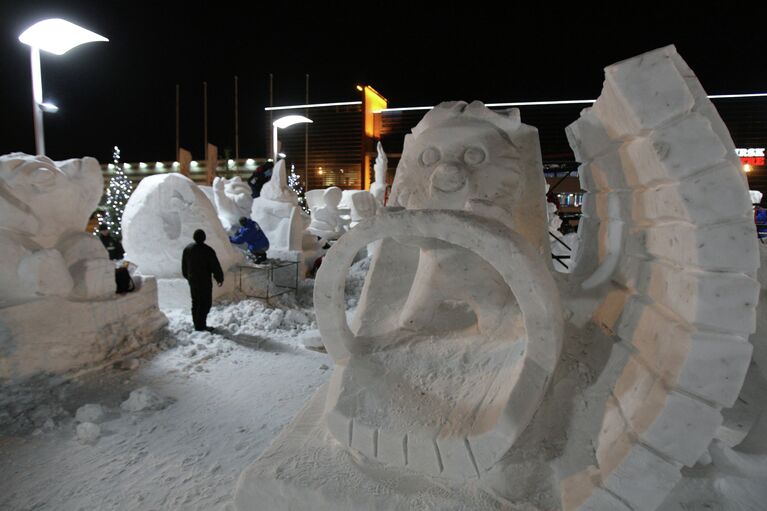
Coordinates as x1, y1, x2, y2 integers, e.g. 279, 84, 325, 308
19, 18, 108, 55
273, 115, 313, 129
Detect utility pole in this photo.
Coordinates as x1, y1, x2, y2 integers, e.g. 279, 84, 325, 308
175, 84, 180, 160
305, 73, 309, 187
203, 81, 208, 161
269, 73, 274, 158
234, 75, 239, 161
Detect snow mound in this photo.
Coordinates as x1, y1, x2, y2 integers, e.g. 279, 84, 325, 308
75, 403, 106, 424
76, 422, 101, 444
121, 387, 172, 412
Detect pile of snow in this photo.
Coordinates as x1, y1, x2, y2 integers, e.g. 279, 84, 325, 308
0, 253, 375, 510
121, 387, 172, 412
75, 403, 106, 423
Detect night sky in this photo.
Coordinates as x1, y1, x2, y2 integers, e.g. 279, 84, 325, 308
1, 2, 765, 164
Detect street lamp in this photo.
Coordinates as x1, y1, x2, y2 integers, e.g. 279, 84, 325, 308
272, 115, 312, 160
18, 18, 108, 155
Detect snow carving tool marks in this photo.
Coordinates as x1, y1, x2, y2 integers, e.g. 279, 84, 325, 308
561, 45, 758, 511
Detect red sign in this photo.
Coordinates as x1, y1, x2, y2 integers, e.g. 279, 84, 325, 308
740, 156, 765, 166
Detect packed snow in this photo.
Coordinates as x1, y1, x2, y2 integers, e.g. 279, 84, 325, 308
0, 260, 368, 510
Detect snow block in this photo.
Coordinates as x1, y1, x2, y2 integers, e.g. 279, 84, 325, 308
622, 114, 728, 187
642, 262, 758, 335
593, 45, 694, 138
612, 356, 722, 466
617, 298, 752, 407
0, 277, 167, 381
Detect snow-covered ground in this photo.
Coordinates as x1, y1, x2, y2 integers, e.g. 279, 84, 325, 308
0, 259, 370, 511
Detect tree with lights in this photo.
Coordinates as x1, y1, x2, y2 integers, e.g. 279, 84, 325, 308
94, 146, 133, 238
288, 163, 309, 213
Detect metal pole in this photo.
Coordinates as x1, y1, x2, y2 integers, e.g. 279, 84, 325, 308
269, 73, 274, 158
305, 73, 309, 188
175, 84, 180, 160
234, 75, 239, 161
30, 47, 44, 155
203, 81, 208, 160
273, 125, 279, 161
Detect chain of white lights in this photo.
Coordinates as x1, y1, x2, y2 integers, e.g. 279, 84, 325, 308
288, 163, 309, 214
94, 146, 133, 238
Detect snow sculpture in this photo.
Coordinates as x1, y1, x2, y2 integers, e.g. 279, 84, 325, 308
122, 174, 242, 307
122, 173, 241, 278
212, 176, 253, 232
250, 160, 311, 256
558, 44, 759, 511
0, 154, 166, 381
307, 186, 347, 240
349, 190, 378, 228
233, 46, 760, 511
0, 153, 112, 304
370, 141, 388, 204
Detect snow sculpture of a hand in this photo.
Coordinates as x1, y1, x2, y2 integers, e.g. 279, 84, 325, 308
370, 141, 388, 205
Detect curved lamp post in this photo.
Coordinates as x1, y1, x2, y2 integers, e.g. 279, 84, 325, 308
272, 115, 312, 160
18, 18, 108, 155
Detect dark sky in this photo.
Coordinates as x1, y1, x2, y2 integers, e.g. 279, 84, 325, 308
1, 1, 765, 164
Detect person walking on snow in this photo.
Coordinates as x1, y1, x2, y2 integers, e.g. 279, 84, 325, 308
229, 216, 270, 263
182, 229, 224, 332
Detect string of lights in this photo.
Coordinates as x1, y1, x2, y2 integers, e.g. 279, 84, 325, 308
93, 146, 133, 238
288, 163, 309, 214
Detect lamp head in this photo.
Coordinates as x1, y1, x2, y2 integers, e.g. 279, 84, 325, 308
273, 115, 313, 129
19, 18, 108, 55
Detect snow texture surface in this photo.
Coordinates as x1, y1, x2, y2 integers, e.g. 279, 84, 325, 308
0, 265, 366, 510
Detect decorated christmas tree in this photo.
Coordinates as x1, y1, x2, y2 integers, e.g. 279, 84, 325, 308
288, 163, 309, 213
94, 146, 132, 238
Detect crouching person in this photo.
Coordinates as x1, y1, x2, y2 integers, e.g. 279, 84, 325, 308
229, 216, 270, 264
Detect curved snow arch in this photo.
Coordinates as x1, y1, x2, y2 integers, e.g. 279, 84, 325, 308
562, 45, 760, 511
314, 208, 563, 476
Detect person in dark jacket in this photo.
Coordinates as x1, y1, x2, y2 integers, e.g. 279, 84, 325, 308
247, 161, 274, 198
230, 217, 270, 263
182, 229, 224, 332
98, 223, 125, 260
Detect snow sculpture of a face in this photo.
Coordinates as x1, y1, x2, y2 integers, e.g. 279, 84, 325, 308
391, 101, 550, 256
314, 101, 562, 481
0, 153, 102, 247
122, 173, 241, 277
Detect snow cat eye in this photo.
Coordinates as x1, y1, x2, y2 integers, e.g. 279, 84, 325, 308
419, 147, 441, 166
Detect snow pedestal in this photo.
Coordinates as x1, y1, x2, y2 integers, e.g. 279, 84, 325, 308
155, 274, 236, 309
0, 276, 167, 381
0, 154, 167, 382
232, 384, 504, 511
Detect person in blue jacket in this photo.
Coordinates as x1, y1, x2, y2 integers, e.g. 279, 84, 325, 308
755, 205, 767, 240
230, 217, 270, 263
